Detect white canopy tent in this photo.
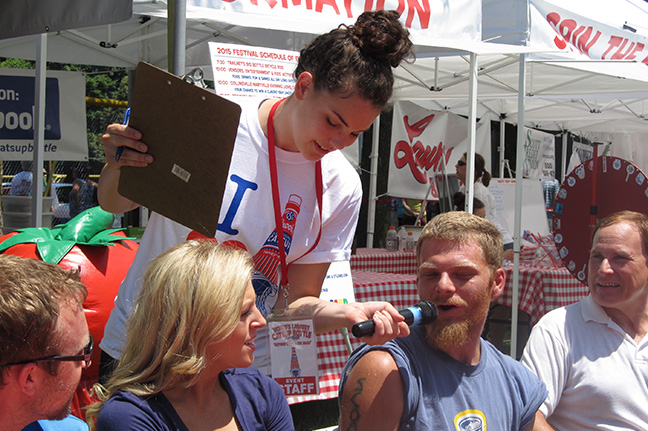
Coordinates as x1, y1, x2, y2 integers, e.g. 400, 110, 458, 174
0, 0, 534, 244
0, 0, 495, 77
3, 0, 647, 358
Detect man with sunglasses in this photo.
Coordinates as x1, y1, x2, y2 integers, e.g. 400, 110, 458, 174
0, 255, 90, 431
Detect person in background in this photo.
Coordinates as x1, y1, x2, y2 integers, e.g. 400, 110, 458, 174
391, 197, 403, 228
453, 192, 486, 219
456, 153, 514, 252
425, 200, 440, 221
9, 161, 34, 196
69, 165, 99, 218
401, 198, 426, 226
88, 241, 293, 431
96, 10, 415, 379
521, 210, 648, 430
0, 255, 90, 431
339, 212, 546, 430
69, 178, 98, 218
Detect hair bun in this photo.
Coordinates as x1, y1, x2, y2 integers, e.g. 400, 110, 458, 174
350, 10, 413, 68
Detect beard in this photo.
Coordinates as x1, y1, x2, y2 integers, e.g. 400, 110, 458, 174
425, 278, 493, 352
48, 398, 73, 421
34, 368, 76, 421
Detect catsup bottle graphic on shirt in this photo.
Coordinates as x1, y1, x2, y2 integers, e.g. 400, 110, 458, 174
290, 346, 301, 377
253, 194, 302, 286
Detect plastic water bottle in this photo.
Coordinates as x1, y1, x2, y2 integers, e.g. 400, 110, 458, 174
398, 226, 408, 251
386, 226, 398, 251
405, 231, 416, 252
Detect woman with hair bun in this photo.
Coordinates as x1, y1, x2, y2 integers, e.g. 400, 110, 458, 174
97, 11, 416, 378
88, 241, 293, 430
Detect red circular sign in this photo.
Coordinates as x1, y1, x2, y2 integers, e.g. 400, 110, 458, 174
553, 156, 648, 285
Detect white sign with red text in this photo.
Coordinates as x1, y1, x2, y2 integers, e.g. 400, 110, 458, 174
269, 314, 319, 397
192, 0, 480, 44
531, 0, 648, 67
387, 101, 490, 200
209, 43, 298, 100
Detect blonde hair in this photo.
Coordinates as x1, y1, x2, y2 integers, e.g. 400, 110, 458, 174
417, 211, 503, 272
87, 240, 253, 427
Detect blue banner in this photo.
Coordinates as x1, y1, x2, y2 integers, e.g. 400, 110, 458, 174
0, 75, 61, 141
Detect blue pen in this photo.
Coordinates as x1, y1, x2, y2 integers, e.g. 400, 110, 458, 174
115, 107, 131, 162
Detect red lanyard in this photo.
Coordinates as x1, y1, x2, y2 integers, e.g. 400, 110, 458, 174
267, 99, 323, 288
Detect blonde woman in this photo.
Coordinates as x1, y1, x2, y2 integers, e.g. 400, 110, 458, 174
88, 241, 292, 430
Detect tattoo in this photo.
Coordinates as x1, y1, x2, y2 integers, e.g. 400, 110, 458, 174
345, 377, 366, 431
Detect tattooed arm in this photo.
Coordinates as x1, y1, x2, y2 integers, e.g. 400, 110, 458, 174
339, 350, 403, 431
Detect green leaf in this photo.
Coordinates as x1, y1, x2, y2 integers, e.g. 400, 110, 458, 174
0, 207, 135, 264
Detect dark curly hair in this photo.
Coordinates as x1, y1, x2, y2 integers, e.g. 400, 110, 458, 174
294, 10, 414, 108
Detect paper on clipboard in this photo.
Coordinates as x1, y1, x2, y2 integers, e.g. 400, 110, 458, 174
118, 62, 241, 237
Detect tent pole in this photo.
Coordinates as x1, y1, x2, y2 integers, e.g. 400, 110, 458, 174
464, 53, 478, 213
561, 133, 568, 182
168, 0, 186, 76
31, 33, 47, 227
366, 115, 380, 248
511, 53, 527, 358
499, 115, 506, 177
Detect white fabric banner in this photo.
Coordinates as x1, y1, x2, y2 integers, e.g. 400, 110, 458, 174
523, 127, 555, 180
188, 0, 481, 44
388, 101, 490, 200
0, 69, 87, 161
530, 0, 648, 66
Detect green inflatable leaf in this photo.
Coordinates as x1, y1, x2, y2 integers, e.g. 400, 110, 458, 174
0, 206, 136, 264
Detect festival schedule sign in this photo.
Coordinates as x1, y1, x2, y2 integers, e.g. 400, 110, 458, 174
209, 42, 298, 100
523, 127, 555, 180
0, 69, 87, 161
388, 101, 490, 201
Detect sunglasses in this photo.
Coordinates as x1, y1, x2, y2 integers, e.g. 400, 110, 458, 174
457, 160, 466, 166
1, 335, 93, 370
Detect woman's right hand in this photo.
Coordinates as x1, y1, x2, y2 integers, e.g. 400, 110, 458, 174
97, 123, 153, 214
102, 123, 153, 169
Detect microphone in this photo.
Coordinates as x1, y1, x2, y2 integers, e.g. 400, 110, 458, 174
351, 301, 438, 338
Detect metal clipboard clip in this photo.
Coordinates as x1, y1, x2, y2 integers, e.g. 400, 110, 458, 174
182, 67, 208, 88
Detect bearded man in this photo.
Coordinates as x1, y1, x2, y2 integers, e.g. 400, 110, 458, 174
339, 211, 546, 431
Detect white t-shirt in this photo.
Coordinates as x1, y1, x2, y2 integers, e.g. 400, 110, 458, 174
521, 295, 648, 431
101, 98, 362, 365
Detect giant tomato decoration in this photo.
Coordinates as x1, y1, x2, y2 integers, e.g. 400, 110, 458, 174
0, 207, 139, 419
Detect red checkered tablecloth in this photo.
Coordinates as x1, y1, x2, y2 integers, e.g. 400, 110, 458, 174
496, 263, 589, 326
350, 248, 417, 274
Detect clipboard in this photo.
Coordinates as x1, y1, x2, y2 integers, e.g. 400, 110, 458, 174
118, 62, 241, 237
